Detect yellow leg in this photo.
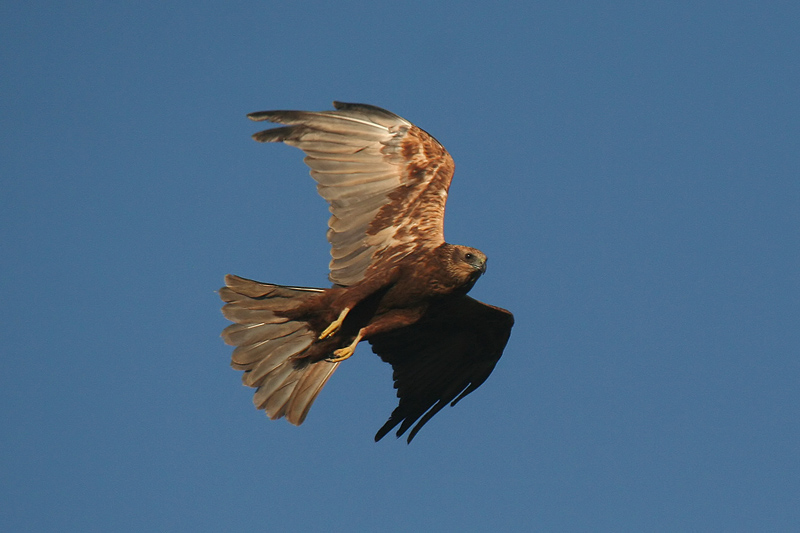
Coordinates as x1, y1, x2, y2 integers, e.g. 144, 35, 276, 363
319, 307, 350, 339
327, 329, 364, 362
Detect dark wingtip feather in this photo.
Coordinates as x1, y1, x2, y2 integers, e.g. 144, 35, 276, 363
247, 110, 314, 128
374, 418, 398, 442
373, 408, 430, 444
251, 125, 305, 143
332, 101, 403, 121
247, 110, 283, 122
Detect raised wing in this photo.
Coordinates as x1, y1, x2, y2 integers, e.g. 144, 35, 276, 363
248, 102, 455, 287
368, 296, 514, 443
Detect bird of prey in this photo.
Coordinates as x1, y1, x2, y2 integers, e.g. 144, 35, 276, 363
220, 102, 513, 442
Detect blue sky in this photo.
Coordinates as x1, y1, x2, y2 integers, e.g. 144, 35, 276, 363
2, 1, 799, 531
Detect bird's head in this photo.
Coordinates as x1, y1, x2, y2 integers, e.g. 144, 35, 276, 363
444, 244, 487, 291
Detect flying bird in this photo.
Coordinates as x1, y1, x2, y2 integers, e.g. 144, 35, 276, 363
219, 102, 514, 442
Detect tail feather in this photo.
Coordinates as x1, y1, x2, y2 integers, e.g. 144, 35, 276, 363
287, 362, 339, 422
221, 304, 289, 324
222, 320, 305, 347
219, 274, 339, 425
223, 273, 323, 302
229, 329, 308, 369
242, 330, 315, 386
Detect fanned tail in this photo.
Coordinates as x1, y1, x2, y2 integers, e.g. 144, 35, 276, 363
219, 274, 339, 425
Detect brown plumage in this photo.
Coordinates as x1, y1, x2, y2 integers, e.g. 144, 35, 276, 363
220, 102, 513, 442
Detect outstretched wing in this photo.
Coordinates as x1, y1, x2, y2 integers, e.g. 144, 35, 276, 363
248, 102, 455, 287
368, 296, 514, 443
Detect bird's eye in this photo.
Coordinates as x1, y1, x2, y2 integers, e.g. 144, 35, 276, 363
465, 253, 474, 261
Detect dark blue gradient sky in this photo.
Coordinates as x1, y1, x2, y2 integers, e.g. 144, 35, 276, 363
2, 2, 799, 531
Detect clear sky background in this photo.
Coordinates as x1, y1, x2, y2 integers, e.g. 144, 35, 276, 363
2, 2, 799, 531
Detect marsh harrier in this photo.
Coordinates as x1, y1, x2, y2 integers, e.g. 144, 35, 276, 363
220, 102, 513, 442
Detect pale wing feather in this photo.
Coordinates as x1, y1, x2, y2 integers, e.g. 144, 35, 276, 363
310, 170, 397, 187
248, 102, 454, 286
329, 240, 369, 261
290, 141, 367, 154
329, 209, 382, 235
328, 189, 389, 210
330, 193, 389, 220
304, 159, 389, 174
331, 253, 373, 281
314, 178, 398, 201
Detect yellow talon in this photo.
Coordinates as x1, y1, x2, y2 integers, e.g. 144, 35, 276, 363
326, 329, 364, 362
319, 307, 350, 339
327, 346, 355, 363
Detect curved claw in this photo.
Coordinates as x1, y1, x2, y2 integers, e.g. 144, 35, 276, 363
327, 346, 355, 363
326, 329, 364, 362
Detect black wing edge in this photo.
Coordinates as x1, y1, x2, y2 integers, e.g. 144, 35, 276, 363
245, 102, 404, 144
369, 296, 514, 443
